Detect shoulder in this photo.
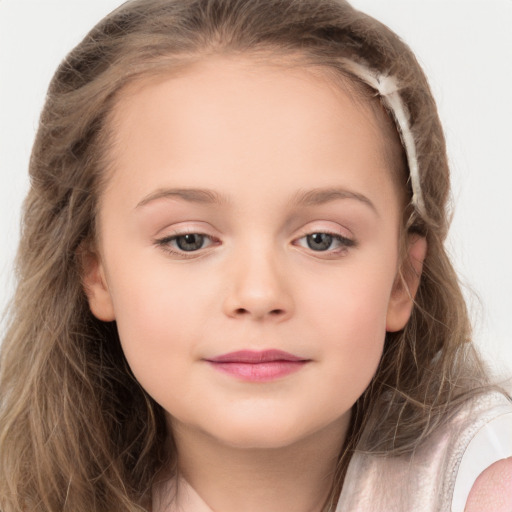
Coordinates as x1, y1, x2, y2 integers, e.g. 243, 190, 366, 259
464, 457, 512, 512
451, 391, 512, 512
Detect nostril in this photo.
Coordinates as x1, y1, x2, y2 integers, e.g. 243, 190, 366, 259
233, 307, 284, 317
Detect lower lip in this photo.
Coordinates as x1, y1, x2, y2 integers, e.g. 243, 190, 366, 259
207, 361, 308, 382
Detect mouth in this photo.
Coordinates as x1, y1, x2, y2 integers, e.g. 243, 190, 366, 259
204, 350, 310, 382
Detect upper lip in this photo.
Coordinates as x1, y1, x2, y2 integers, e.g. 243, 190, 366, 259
206, 349, 307, 363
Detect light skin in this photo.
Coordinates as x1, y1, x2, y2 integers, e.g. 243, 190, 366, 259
83, 56, 427, 511
465, 458, 512, 512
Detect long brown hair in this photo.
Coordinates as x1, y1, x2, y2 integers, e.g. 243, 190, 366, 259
0, 0, 489, 510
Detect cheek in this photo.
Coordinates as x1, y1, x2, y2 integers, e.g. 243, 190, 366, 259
301, 258, 393, 333
106, 263, 208, 386
298, 262, 394, 390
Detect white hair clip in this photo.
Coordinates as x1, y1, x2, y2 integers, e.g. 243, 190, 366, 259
340, 58, 426, 218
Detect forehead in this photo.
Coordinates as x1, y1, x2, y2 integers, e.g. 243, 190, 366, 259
103, 55, 405, 208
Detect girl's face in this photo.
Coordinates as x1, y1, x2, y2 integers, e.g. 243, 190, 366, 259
85, 57, 423, 449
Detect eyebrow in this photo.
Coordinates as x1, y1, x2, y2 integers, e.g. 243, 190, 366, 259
136, 187, 229, 209
292, 187, 379, 215
135, 186, 378, 215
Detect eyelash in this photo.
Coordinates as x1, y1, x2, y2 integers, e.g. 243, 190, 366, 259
294, 231, 355, 255
155, 231, 219, 258
154, 230, 356, 258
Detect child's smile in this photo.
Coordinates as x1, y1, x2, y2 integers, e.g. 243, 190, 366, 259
85, 56, 420, 451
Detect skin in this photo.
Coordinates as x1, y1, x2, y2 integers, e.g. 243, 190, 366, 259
465, 457, 512, 512
84, 56, 426, 511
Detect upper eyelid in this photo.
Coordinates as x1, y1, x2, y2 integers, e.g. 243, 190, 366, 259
295, 227, 350, 237
153, 222, 355, 244
156, 231, 217, 244
154, 223, 217, 239
293, 232, 355, 246
154, 226, 354, 239
293, 225, 354, 241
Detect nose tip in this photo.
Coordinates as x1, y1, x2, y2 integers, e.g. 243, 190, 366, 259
222, 255, 294, 321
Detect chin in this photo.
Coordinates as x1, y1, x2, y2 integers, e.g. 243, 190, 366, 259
199, 414, 326, 450
215, 428, 306, 450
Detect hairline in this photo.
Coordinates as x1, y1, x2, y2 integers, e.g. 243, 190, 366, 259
98, 49, 409, 216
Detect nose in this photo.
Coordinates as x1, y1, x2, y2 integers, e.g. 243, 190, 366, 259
222, 245, 294, 322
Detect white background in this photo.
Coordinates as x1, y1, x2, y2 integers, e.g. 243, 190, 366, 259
1, 1, 511, 376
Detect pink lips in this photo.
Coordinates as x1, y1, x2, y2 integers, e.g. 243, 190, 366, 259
205, 350, 309, 382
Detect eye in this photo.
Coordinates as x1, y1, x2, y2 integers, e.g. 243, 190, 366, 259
295, 232, 355, 252
173, 233, 207, 251
156, 232, 216, 253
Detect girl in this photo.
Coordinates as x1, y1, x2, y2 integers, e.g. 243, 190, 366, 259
0, 0, 511, 511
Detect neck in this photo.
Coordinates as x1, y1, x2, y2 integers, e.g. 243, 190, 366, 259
156, 416, 349, 512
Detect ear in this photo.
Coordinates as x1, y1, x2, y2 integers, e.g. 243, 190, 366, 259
80, 245, 116, 322
386, 234, 427, 332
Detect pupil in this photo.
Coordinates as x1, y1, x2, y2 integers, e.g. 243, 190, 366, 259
307, 233, 332, 251
177, 234, 204, 251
